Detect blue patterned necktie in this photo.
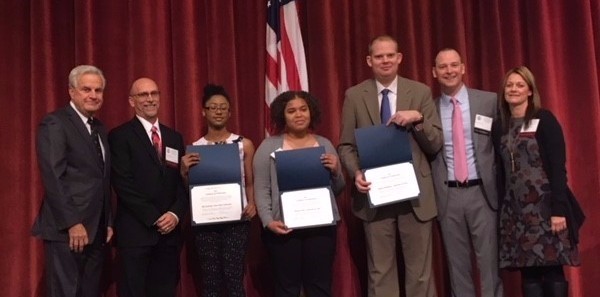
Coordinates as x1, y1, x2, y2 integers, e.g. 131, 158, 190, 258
380, 89, 391, 124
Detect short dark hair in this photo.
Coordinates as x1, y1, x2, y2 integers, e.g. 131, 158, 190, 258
270, 90, 321, 134
202, 83, 230, 106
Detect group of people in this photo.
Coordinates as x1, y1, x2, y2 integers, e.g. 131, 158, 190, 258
32, 34, 583, 297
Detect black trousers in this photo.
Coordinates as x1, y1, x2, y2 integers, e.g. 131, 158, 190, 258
262, 225, 336, 297
117, 239, 181, 297
44, 230, 107, 297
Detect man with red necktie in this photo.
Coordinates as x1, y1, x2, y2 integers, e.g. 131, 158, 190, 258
109, 77, 187, 297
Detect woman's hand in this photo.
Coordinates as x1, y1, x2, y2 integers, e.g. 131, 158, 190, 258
267, 220, 292, 235
242, 202, 257, 220
321, 153, 341, 176
180, 152, 200, 177
551, 216, 567, 234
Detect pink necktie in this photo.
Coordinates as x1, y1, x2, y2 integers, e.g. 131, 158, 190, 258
451, 97, 468, 182
151, 126, 162, 160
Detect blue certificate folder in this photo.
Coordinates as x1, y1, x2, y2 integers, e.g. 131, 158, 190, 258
354, 124, 413, 169
186, 143, 241, 185
275, 146, 334, 229
186, 144, 243, 226
274, 146, 329, 191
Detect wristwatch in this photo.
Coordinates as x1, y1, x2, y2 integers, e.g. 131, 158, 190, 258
413, 113, 424, 131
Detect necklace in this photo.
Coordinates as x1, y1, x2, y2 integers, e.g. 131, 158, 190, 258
506, 120, 522, 173
283, 133, 316, 149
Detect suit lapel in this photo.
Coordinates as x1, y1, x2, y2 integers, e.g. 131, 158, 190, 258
96, 120, 110, 176
65, 105, 105, 171
435, 97, 449, 166
396, 77, 412, 112
159, 124, 173, 157
361, 80, 380, 124
130, 117, 162, 166
467, 88, 481, 150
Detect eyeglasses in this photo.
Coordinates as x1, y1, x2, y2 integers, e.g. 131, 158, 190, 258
204, 105, 229, 112
131, 91, 160, 99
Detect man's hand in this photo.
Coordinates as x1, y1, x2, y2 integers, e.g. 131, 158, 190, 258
156, 212, 179, 235
106, 226, 114, 243
354, 170, 371, 193
68, 223, 89, 253
387, 110, 423, 127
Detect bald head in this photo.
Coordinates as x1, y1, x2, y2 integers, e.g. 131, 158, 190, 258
130, 77, 157, 95
128, 77, 161, 123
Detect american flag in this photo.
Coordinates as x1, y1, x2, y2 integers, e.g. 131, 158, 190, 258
265, 0, 309, 133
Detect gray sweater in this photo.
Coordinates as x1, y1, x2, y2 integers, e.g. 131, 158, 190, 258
253, 135, 345, 227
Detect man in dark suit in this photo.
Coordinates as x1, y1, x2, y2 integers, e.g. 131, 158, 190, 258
32, 65, 112, 297
430, 48, 503, 297
338, 35, 442, 297
109, 77, 188, 297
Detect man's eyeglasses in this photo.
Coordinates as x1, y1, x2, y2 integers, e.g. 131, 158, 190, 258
204, 105, 229, 112
131, 91, 160, 99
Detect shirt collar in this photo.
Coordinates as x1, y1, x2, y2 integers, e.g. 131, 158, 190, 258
441, 84, 468, 105
136, 115, 160, 133
69, 100, 91, 125
376, 76, 399, 95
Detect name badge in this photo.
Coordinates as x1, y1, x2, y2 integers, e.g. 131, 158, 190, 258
165, 147, 179, 164
520, 119, 539, 135
474, 114, 493, 134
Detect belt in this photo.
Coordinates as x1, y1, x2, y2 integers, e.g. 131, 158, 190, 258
446, 179, 481, 188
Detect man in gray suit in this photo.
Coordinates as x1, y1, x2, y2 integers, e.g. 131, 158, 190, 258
430, 48, 502, 297
32, 65, 112, 297
338, 35, 442, 297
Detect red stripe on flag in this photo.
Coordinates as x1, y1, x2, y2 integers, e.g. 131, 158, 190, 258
266, 54, 279, 88
280, 20, 301, 90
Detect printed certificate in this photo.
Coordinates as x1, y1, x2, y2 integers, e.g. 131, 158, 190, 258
364, 162, 419, 207
190, 183, 243, 224
280, 187, 334, 229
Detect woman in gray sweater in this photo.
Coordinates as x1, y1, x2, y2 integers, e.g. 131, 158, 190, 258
253, 90, 345, 297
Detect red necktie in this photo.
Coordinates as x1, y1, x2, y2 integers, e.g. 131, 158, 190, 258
151, 126, 162, 160
451, 97, 468, 182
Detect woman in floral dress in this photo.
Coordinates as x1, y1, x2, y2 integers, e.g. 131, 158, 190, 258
492, 66, 584, 297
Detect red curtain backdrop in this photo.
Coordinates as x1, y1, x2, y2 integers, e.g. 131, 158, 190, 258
1, 1, 598, 296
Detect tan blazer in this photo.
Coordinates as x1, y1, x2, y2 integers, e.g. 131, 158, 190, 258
338, 77, 443, 222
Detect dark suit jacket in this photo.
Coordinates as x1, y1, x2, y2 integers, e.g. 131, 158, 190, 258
109, 117, 187, 247
32, 104, 111, 243
431, 88, 498, 219
338, 77, 443, 222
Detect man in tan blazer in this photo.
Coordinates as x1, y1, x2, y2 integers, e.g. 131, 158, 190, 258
338, 35, 442, 297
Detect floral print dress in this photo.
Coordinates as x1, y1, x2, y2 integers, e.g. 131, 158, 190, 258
497, 118, 579, 268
